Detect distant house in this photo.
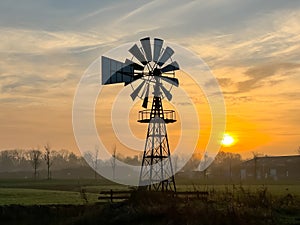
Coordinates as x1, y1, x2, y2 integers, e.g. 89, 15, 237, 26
240, 155, 300, 181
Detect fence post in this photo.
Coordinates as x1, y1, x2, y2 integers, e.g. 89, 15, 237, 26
110, 189, 113, 203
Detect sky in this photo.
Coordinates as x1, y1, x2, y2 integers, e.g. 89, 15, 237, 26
0, 0, 300, 159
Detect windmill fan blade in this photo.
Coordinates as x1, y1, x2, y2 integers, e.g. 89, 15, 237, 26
157, 46, 174, 67
129, 44, 147, 65
160, 76, 179, 87
140, 37, 152, 62
142, 83, 150, 108
161, 61, 180, 73
130, 80, 146, 100
153, 38, 163, 63
160, 84, 172, 101
142, 97, 148, 109
125, 59, 144, 71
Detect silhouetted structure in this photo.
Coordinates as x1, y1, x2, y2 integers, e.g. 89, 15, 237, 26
101, 37, 179, 191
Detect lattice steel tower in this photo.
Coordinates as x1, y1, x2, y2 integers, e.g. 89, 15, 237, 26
138, 78, 176, 191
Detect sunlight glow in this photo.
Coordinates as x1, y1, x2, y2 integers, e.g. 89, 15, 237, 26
221, 133, 235, 146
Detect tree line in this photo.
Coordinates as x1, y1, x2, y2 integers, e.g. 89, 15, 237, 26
0, 145, 244, 180
0, 146, 87, 179
0, 145, 142, 180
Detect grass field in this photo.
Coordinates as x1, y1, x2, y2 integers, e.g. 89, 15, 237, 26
0, 179, 299, 205
0, 188, 100, 205
0, 179, 299, 225
0, 179, 122, 205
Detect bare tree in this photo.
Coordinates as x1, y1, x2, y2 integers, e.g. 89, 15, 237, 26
0, 150, 14, 171
93, 145, 99, 180
209, 151, 242, 179
29, 149, 42, 179
111, 145, 117, 180
44, 143, 53, 180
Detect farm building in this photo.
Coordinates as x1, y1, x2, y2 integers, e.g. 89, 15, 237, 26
240, 155, 300, 181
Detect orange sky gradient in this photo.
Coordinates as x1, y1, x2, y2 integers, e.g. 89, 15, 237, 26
0, 1, 300, 159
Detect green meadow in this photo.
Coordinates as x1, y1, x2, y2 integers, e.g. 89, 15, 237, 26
1, 179, 300, 205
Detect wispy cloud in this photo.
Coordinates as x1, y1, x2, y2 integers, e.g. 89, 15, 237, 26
0, 0, 300, 156
235, 62, 300, 93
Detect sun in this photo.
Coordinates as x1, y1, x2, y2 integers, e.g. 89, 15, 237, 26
221, 133, 235, 146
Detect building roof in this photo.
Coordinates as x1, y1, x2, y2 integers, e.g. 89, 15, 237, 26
243, 155, 300, 164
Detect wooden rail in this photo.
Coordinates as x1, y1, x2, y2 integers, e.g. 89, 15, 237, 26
98, 190, 132, 202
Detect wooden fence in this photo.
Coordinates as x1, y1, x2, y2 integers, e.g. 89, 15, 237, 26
98, 190, 209, 202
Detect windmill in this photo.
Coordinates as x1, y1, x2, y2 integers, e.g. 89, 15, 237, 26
102, 37, 180, 192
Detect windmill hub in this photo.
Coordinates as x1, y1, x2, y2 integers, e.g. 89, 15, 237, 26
101, 37, 180, 192
153, 68, 162, 76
